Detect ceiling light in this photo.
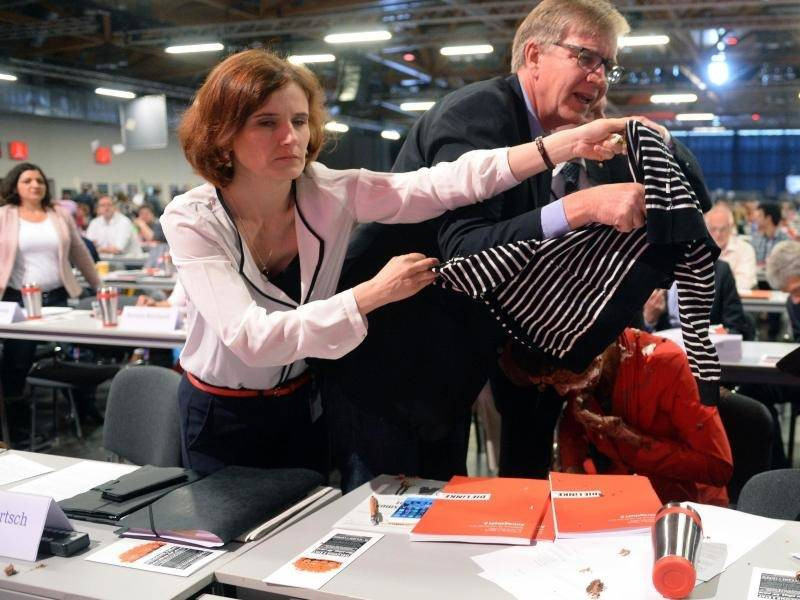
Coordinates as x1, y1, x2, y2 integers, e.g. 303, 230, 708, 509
400, 101, 435, 111
619, 35, 670, 48
707, 54, 729, 85
324, 30, 391, 44
675, 113, 716, 121
0, 73, 17, 82
288, 54, 336, 65
440, 44, 493, 56
650, 93, 698, 104
381, 130, 401, 140
95, 87, 136, 99
165, 42, 224, 54
325, 121, 349, 133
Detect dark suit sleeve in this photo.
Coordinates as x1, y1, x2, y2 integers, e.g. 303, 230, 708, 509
788, 299, 800, 343
672, 138, 711, 213
715, 261, 755, 340
415, 93, 547, 260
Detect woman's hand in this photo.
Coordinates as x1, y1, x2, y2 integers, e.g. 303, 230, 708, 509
353, 253, 439, 316
566, 117, 630, 162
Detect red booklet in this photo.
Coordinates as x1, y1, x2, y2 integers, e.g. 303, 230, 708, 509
410, 476, 554, 545
549, 472, 662, 538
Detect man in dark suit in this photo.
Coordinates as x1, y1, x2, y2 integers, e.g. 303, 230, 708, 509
324, 0, 712, 489
643, 260, 755, 341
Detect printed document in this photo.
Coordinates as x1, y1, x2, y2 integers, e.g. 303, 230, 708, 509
11, 461, 138, 501
0, 452, 53, 486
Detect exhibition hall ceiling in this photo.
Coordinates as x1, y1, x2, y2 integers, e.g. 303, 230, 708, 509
1, 0, 799, 131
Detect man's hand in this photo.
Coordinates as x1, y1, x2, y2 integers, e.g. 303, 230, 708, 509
563, 182, 646, 232
643, 289, 666, 327
575, 409, 648, 449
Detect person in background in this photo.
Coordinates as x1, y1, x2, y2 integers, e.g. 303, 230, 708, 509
133, 203, 166, 244
85, 195, 138, 255
766, 240, 800, 342
502, 329, 733, 506
706, 203, 757, 291
751, 202, 789, 264
0, 163, 101, 397
642, 259, 754, 340
73, 183, 96, 216
161, 48, 630, 476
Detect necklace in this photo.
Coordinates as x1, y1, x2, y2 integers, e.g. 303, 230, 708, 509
233, 193, 296, 278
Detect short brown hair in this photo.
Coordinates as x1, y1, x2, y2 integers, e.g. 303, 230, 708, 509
179, 49, 327, 188
510, 0, 630, 72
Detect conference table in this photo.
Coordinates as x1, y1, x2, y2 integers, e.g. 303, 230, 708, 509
0, 451, 247, 600
215, 475, 800, 600
100, 271, 178, 292
738, 289, 788, 314
0, 308, 185, 350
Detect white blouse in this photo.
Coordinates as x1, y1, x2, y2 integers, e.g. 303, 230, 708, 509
9, 215, 62, 291
161, 147, 517, 390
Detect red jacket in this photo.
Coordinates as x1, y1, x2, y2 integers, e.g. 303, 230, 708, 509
558, 329, 733, 506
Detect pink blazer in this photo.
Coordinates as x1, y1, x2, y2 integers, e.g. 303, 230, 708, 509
0, 204, 101, 298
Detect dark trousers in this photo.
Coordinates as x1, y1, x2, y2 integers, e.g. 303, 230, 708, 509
491, 371, 565, 478
325, 377, 470, 493
1, 286, 68, 396
177, 374, 329, 477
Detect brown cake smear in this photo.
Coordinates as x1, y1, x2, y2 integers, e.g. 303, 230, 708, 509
619, 548, 631, 556
293, 557, 342, 573
586, 578, 605, 599
118, 541, 166, 563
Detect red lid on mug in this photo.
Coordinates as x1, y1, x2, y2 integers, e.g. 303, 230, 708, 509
653, 555, 696, 599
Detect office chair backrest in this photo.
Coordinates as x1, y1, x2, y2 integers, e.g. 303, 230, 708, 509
717, 392, 774, 504
737, 469, 800, 520
103, 365, 182, 466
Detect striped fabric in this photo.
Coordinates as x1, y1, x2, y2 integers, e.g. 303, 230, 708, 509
436, 120, 721, 403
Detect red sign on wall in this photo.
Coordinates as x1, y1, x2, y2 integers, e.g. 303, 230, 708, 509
8, 140, 28, 160
94, 146, 112, 164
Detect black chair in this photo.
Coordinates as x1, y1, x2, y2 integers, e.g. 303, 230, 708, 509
25, 357, 120, 449
737, 469, 800, 520
103, 365, 182, 466
717, 392, 774, 504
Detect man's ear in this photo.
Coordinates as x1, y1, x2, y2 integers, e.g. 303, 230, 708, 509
523, 40, 541, 73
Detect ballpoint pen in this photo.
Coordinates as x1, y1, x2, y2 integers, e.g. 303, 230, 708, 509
369, 495, 381, 526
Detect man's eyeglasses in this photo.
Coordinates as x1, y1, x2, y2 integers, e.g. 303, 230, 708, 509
553, 42, 625, 85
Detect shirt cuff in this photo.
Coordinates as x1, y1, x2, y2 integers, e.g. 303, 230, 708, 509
541, 200, 571, 239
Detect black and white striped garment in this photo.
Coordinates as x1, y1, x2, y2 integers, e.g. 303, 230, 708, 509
436, 120, 721, 404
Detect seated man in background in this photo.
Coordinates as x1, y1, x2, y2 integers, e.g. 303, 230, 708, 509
501, 328, 733, 506
706, 203, 757, 291
85, 195, 137, 255
752, 202, 789, 264
641, 260, 754, 340
133, 203, 166, 245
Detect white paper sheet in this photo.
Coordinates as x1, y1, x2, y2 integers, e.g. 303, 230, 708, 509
10, 461, 138, 501
0, 452, 53, 486
747, 568, 800, 600
472, 534, 663, 600
85, 538, 225, 577
689, 502, 785, 580
265, 529, 383, 590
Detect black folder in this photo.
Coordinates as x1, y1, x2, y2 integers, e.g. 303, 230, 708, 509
115, 465, 324, 546
60, 466, 202, 524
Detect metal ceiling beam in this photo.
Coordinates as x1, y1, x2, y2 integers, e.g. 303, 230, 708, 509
7, 57, 196, 99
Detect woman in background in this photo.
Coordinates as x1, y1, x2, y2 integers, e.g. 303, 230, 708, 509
0, 163, 100, 397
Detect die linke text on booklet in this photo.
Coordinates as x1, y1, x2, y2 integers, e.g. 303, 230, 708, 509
410, 476, 555, 545
548, 472, 662, 538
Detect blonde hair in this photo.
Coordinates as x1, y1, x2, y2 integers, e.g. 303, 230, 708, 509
510, 0, 630, 72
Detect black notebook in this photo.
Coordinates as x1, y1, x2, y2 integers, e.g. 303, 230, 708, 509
115, 465, 324, 547
60, 466, 202, 524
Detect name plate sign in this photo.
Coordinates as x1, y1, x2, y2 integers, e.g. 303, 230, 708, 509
0, 301, 24, 325
118, 306, 181, 332
0, 490, 73, 561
